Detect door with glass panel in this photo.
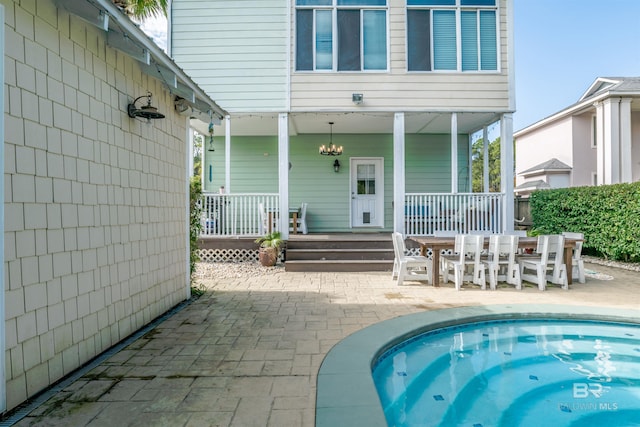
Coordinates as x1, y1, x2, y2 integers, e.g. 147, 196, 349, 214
350, 158, 384, 227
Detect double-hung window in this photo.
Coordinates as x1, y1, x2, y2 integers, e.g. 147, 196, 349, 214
296, 0, 388, 72
407, 0, 498, 72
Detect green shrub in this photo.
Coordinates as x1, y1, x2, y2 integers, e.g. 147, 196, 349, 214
530, 182, 640, 261
189, 177, 203, 282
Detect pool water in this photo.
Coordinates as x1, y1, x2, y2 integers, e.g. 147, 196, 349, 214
372, 320, 640, 427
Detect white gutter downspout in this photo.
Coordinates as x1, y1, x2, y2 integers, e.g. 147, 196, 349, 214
0, 5, 5, 413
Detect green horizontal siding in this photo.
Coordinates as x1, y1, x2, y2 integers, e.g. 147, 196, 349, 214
204, 133, 469, 232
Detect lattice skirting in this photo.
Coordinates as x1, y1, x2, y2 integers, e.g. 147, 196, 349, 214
407, 247, 442, 258
198, 248, 284, 263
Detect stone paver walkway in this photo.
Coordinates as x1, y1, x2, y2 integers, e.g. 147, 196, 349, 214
10, 263, 640, 426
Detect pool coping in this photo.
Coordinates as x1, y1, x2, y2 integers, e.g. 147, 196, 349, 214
315, 304, 640, 427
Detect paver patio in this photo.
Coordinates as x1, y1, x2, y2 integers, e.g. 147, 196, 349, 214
8, 262, 640, 426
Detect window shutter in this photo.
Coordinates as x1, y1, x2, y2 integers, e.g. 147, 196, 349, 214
460, 11, 478, 71
479, 10, 497, 70
432, 10, 456, 70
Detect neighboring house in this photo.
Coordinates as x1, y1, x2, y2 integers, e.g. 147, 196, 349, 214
1, 0, 224, 413
514, 158, 569, 197
171, 0, 517, 238
515, 77, 640, 195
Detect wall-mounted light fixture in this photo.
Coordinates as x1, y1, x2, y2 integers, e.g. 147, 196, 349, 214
333, 159, 341, 173
128, 92, 165, 120
207, 119, 215, 152
352, 93, 363, 105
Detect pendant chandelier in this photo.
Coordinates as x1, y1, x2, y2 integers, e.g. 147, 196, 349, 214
319, 122, 343, 156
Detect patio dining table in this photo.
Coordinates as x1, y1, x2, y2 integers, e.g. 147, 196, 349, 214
410, 235, 581, 287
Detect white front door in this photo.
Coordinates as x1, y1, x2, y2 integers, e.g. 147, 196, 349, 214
351, 158, 384, 228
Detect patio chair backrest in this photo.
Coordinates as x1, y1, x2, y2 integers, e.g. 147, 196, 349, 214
489, 234, 519, 260
562, 231, 583, 261
459, 234, 483, 263
392, 232, 405, 260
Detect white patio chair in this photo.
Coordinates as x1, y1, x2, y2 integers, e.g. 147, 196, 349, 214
290, 202, 308, 234
442, 234, 485, 290
258, 203, 277, 234
518, 235, 568, 291
482, 234, 521, 290
562, 231, 585, 283
391, 232, 432, 285
258, 202, 267, 234
434, 231, 460, 272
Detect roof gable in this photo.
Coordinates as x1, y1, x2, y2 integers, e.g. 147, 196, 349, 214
579, 77, 640, 102
519, 158, 571, 176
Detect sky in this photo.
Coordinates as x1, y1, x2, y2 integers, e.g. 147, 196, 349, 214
513, 0, 640, 130
141, 0, 640, 132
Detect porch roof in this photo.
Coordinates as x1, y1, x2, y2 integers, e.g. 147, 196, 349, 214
192, 111, 503, 137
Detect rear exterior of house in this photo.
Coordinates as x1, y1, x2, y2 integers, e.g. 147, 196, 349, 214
171, 0, 516, 238
1, 0, 225, 413
515, 77, 640, 196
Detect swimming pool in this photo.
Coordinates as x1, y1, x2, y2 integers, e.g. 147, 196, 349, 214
315, 305, 640, 427
372, 319, 640, 427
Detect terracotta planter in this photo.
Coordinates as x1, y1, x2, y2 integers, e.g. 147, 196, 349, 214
258, 247, 278, 267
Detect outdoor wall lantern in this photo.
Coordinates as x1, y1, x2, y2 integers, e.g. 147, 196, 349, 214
352, 93, 363, 105
207, 121, 215, 152
127, 91, 165, 120
333, 159, 340, 173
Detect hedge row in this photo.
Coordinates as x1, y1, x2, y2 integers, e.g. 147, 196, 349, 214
530, 182, 640, 261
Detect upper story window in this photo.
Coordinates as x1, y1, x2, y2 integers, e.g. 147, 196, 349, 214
407, 0, 498, 72
296, 0, 388, 72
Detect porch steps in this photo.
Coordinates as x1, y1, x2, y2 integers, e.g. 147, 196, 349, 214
285, 235, 394, 272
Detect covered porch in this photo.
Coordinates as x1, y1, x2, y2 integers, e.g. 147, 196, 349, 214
195, 111, 514, 239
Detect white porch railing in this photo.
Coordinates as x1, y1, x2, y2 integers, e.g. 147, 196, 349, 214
199, 192, 503, 237
200, 193, 279, 237
405, 193, 504, 236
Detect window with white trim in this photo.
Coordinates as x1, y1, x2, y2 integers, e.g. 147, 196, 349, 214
296, 0, 388, 72
591, 114, 597, 148
407, 0, 498, 72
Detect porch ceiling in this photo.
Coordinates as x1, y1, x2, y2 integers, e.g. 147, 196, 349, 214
191, 111, 501, 136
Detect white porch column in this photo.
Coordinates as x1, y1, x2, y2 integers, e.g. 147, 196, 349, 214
225, 115, 231, 192
451, 113, 458, 193
602, 98, 620, 184
483, 125, 489, 192
620, 98, 633, 183
278, 113, 290, 239
393, 112, 406, 234
595, 102, 605, 185
500, 114, 514, 233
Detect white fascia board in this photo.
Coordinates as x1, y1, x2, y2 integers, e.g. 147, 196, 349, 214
62, 0, 227, 120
